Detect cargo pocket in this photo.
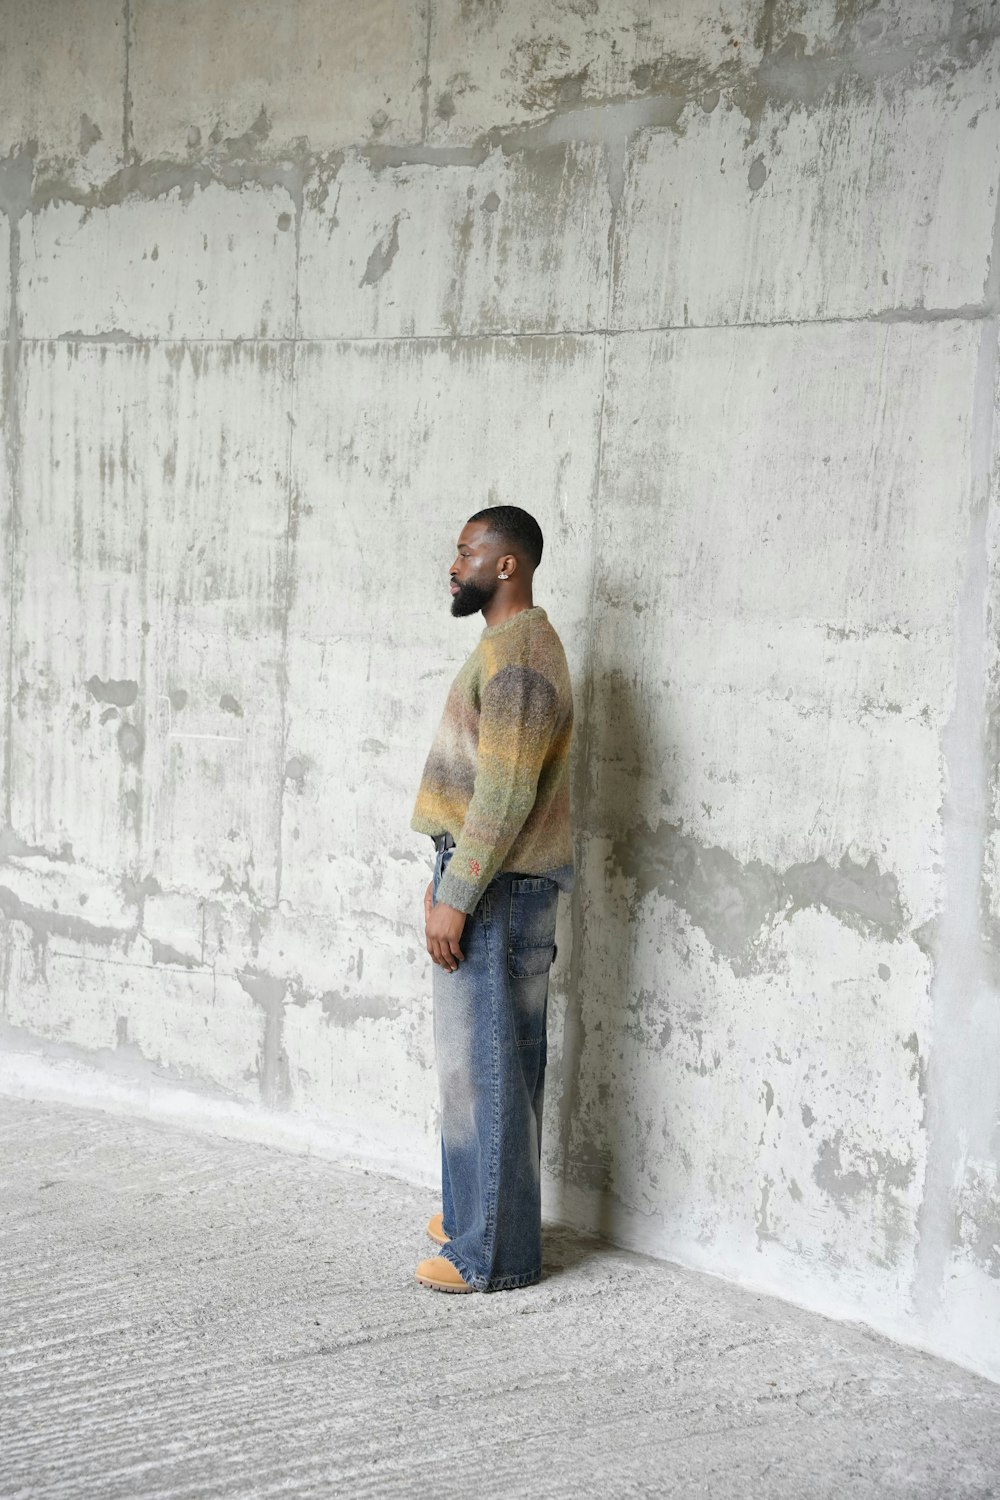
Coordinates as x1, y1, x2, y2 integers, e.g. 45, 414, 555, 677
507, 876, 559, 1045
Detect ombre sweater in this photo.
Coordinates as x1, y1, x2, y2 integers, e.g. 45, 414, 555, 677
411, 605, 575, 914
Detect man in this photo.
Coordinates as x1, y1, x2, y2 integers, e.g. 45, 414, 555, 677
410, 505, 574, 1293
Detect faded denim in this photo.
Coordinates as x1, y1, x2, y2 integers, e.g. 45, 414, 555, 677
431, 842, 560, 1292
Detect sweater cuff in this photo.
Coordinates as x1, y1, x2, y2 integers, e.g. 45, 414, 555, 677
435, 863, 485, 915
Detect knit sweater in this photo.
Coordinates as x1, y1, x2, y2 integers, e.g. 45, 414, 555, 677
411, 605, 575, 914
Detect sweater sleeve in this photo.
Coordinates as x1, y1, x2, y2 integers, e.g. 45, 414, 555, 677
434, 660, 559, 913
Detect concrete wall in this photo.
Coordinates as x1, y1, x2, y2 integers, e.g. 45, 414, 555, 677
1, 0, 999, 1380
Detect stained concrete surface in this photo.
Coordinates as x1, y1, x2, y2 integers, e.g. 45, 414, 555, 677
2, 1099, 999, 1500
4, 0, 1000, 1386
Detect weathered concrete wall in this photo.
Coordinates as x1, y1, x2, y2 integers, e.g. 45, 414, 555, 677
1, 0, 999, 1380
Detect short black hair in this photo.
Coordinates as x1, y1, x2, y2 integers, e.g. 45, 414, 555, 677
466, 505, 544, 569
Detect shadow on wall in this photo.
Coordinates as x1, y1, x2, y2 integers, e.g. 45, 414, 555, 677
553, 631, 659, 1241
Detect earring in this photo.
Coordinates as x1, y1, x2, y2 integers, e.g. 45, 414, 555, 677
498, 572, 508, 580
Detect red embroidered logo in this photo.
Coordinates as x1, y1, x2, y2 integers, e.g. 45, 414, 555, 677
469, 859, 481, 876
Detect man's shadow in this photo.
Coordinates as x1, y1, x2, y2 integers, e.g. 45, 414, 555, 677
542, 641, 662, 1275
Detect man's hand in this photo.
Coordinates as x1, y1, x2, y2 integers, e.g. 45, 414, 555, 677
424, 884, 466, 973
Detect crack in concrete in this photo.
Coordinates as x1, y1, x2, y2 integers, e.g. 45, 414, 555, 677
22, 298, 1000, 356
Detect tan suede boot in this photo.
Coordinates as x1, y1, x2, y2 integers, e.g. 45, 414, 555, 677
426, 1212, 450, 1244
414, 1255, 474, 1293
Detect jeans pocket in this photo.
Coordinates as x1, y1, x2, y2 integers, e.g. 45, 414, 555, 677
507, 878, 558, 1045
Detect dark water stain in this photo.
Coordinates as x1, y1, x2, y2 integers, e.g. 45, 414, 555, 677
361, 215, 401, 287
610, 819, 905, 971
813, 1128, 916, 1208
0, 884, 125, 948
317, 986, 403, 1026
953, 1167, 1000, 1279
149, 938, 200, 969
87, 675, 138, 708
79, 114, 102, 154
121, 874, 160, 905
117, 722, 144, 763
238, 968, 291, 1110
284, 756, 306, 789
748, 154, 768, 191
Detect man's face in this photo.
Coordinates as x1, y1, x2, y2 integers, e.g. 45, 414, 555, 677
449, 521, 501, 618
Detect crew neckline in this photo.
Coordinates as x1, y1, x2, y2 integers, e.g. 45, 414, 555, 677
480, 605, 547, 639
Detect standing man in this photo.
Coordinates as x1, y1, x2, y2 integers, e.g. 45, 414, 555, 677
410, 505, 574, 1293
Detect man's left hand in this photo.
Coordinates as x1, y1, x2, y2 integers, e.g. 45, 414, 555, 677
425, 901, 467, 972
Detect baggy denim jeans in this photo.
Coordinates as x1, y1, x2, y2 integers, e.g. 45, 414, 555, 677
431, 842, 560, 1291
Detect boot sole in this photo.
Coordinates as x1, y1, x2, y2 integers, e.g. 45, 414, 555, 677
414, 1271, 474, 1294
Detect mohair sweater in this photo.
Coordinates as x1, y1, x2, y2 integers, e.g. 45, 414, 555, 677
411, 605, 575, 914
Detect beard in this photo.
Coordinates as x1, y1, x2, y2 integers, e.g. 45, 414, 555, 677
451, 577, 498, 617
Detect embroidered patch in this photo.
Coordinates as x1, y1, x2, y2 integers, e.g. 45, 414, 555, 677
469, 858, 481, 876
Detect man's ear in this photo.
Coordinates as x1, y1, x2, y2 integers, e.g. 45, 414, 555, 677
499, 552, 517, 577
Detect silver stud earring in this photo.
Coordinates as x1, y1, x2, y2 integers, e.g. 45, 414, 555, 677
498, 572, 508, 580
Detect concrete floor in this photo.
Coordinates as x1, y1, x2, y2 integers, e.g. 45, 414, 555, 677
2, 1099, 999, 1500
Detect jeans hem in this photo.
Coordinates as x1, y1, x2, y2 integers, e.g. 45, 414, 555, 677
439, 1242, 541, 1292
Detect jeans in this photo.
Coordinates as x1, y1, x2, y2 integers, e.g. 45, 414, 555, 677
431, 842, 560, 1291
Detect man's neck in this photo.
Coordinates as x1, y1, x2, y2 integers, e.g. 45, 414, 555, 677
481, 595, 534, 629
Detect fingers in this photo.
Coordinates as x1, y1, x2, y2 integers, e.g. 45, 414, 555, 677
425, 931, 461, 973
439, 936, 461, 972
423, 894, 465, 973
431, 939, 459, 973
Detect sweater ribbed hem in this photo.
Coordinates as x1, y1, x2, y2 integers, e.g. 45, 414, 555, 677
435, 859, 575, 914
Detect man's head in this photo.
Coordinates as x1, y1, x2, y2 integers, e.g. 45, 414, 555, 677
449, 505, 544, 618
